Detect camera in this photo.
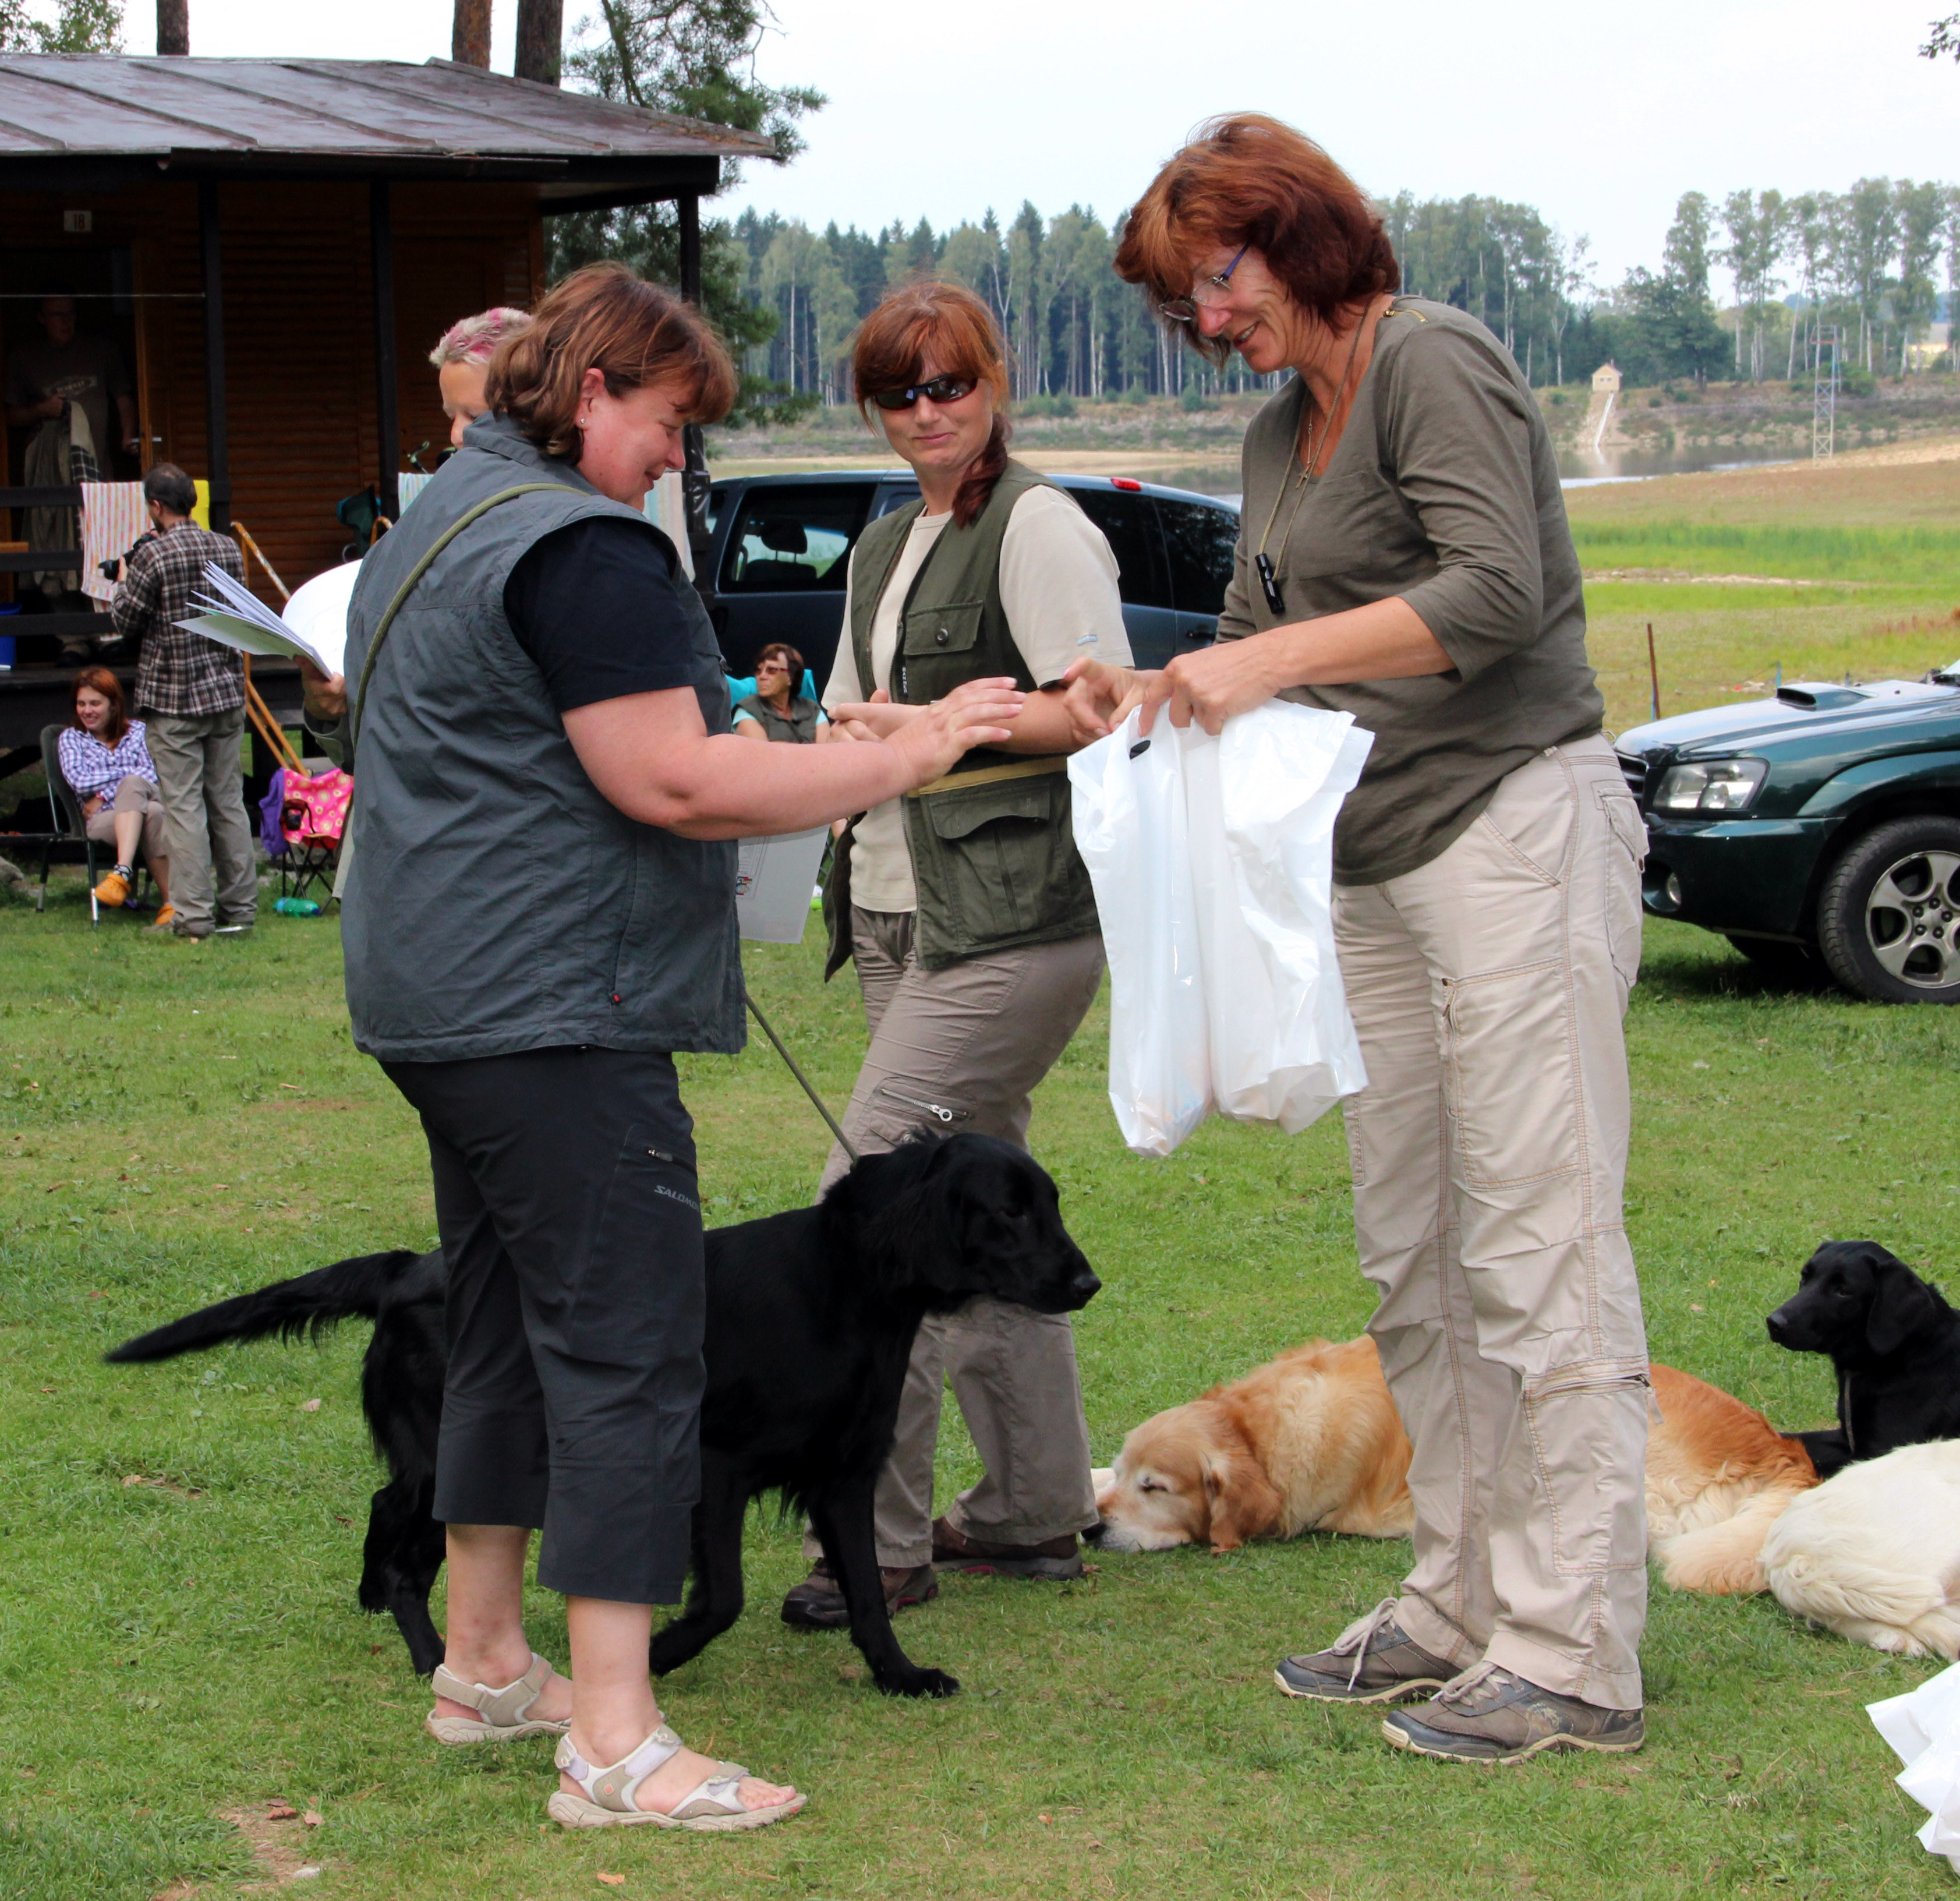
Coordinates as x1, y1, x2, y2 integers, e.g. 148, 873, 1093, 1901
101, 529, 157, 582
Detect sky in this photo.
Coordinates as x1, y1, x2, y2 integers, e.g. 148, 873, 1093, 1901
139, 0, 1958, 285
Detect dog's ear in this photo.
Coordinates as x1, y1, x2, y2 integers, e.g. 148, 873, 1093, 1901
1867, 1255, 1938, 1356
1200, 1444, 1283, 1553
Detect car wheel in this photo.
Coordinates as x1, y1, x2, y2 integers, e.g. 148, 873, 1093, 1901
1816, 816, 1960, 1003
1725, 936, 1826, 983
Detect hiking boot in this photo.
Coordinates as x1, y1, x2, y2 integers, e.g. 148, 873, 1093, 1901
931, 1516, 1084, 1580
1381, 1663, 1645, 1763
1274, 1599, 1457, 1704
93, 868, 130, 907
779, 1560, 937, 1631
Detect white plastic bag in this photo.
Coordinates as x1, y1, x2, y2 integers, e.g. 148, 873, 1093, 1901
1870, 1660, 1960, 1872
1069, 701, 1374, 1158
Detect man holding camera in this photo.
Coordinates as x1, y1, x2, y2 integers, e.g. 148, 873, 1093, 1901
111, 464, 256, 941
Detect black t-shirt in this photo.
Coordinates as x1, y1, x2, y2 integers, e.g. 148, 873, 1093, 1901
503, 517, 700, 713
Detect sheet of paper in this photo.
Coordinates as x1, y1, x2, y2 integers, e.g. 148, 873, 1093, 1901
735, 825, 829, 944
281, 560, 357, 679
175, 557, 358, 676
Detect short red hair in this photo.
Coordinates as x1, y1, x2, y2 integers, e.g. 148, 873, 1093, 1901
852, 280, 1011, 529
1115, 114, 1400, 365
70, 665, 129, 746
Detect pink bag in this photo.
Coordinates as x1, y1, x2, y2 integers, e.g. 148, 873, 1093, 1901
280, 767, 353, 849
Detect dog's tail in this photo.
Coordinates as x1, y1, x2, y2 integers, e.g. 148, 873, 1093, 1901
1655, 1485, 1806, 1596
104, 1250, 422, 1364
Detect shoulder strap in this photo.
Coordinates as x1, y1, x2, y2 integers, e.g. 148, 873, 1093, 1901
349, 483, 566, 745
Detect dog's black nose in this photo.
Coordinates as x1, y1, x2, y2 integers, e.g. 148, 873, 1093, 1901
1766, 1310, 1790, 1344
1071, 1270, 1102, 1304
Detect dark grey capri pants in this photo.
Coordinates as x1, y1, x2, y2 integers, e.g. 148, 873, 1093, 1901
383, 1045, 705, 1606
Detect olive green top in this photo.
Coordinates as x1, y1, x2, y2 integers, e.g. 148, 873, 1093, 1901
1220, 296, 1603, 885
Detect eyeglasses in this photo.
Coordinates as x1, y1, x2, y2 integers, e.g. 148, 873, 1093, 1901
1160, 245, 1250, 323
869, 374, 978, 411
756, 660, 788, 675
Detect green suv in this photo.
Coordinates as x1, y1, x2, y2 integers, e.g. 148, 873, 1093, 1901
1616, 670, 1960, 1003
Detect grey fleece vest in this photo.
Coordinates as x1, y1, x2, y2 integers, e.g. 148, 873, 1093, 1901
339, 414, 742, 1061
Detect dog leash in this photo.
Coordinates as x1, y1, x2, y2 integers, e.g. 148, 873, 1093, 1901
744, 984, 861, 1165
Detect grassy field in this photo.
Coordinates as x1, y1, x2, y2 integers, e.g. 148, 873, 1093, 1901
1567, 454, 1960, 734
6, 451, 1960, 1899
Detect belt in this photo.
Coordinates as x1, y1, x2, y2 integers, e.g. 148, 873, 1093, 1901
907, 754, 1070, 799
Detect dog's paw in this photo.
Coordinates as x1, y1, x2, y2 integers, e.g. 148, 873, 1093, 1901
878, 1666, 961, 1698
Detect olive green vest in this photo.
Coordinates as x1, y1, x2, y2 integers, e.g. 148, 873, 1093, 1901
825, 460, 1100, 973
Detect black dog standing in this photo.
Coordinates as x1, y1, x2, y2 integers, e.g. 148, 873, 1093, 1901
109, 1135, 1099, 1699
1767, 1239, 1960, 1476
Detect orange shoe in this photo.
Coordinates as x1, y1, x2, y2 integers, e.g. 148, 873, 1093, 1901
93, 868, 130, 907
144, 904, 179, 935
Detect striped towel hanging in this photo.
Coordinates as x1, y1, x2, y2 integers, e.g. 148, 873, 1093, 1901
79, 482, 150, 603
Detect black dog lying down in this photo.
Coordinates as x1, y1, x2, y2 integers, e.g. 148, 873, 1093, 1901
109, 1134, 1099, 1699
1768, 1239, 1960, 1477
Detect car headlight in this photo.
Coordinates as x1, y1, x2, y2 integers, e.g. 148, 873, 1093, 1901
1651, 758, 1769, 815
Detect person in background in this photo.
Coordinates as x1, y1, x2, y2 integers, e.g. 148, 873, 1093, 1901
6, 291, 140, 625
1069, 114, 1650, 1765
4, 290, 140, 468
733, 642, 824, 743
59, 665, 172, 923
299, 262, 1022, 1832
776, 278, 1131, 1633
111, 462, 257, 942
429, 307, 535, 448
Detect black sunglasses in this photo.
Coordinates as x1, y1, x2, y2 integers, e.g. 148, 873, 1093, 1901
869, 374, 978, 411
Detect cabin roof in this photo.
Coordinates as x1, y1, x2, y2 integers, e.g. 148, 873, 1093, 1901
0, 55, 773, 203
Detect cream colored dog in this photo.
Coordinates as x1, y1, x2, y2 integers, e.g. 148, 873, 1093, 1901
1762, 1440, 1960, 1656
1091, 1335, 1819, 1594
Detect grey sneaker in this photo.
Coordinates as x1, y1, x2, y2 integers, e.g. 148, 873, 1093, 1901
1382, 1663, 1645, 1762
1274, 1599, 1456, 1704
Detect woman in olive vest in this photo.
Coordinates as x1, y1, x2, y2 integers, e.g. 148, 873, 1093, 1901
733, 641, 823, 743
776, 279, 1133, 1632
299, 264, 1023, 1832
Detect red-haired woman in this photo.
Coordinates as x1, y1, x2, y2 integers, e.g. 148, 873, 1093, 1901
1068, 115, 1651, 1764
777, 280, 1133, 1630
58, 665, 171, 920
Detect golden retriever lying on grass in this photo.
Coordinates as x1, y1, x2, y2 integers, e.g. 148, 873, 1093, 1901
1091, 1337, 1817, 1595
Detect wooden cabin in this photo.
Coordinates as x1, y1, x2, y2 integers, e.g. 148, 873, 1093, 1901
0, 52, 766, 775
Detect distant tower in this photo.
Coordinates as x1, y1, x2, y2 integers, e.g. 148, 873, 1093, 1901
1812, 324, 1839, 462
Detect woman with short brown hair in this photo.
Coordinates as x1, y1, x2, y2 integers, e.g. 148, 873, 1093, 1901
304, 262, 1023, 1831
772, 278, 1131, 1631
59, 664, 170, 918
1073, 115, 1651, 1764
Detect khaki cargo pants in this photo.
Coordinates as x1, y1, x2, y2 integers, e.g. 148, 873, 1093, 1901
1334, 736, 1651, 1709
809, 907, 1105, 1571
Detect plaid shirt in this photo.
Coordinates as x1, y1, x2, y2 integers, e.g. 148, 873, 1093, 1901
56, 719, 157, 805
116, 521, 247, 717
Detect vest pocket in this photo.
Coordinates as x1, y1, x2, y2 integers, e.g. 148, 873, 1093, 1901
897, 601, 990, 701
914, 773, 1070, 943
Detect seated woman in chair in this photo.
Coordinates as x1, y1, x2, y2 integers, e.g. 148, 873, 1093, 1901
59, 665, 171, 920
733, 642, 825, 744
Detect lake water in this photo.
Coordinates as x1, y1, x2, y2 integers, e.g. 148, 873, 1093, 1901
1149, 442, 1803, 504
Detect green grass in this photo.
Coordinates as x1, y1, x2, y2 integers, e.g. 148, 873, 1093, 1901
2, 875, 1955, 1901
1569, 519, 1960, 586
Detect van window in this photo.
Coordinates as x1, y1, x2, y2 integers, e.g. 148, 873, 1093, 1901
1071, 487, 1172, 612
720, 485, 871, 593
1158, 499, 1239, 616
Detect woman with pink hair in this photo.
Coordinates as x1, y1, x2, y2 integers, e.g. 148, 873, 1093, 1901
429, 306, 534, 447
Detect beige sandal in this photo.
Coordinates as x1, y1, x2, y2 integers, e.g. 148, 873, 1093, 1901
424, 1652, 571, 1744
547, 1725, 806, 1832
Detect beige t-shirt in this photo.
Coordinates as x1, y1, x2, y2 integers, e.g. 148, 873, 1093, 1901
823, 483, 1130, 913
